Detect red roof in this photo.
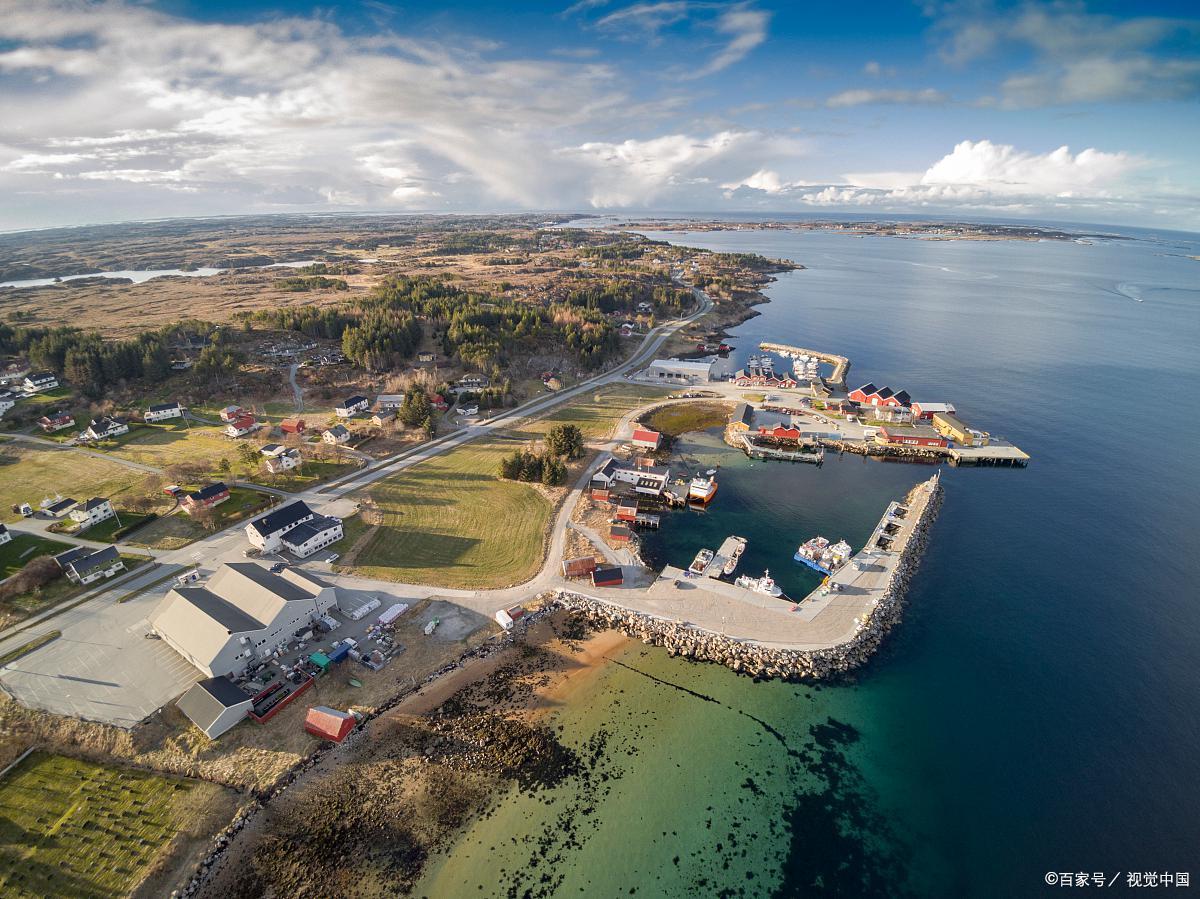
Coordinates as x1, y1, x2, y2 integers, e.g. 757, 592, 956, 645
631, 428, 661, 446
280, 418, 305, 432
304, 706, 355, 742
231, 414, 256, 429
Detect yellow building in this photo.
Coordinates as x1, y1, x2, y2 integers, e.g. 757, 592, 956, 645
932, 412, 989, 446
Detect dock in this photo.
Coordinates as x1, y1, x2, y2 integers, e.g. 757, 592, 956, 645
704, 535, 746, 578
947, 442, 1030, 466
739, 433, 824, 464
758, 341, 851, 386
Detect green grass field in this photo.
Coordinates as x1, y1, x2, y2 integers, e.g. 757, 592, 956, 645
343, 385, 669, 588
512, 383, 671, 440
264, 459, 356, 491
101, 420, 237, 474
75, 511, 154, 543
0, 534, 73, 579
0, 442, 148, 524
347, 438, 551, 589
129, 487, 273, 550
0, 752, 231, 899
2, 553, 149, 620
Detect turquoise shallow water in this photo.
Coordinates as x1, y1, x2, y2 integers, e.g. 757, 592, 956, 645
419, 225, 1200, 898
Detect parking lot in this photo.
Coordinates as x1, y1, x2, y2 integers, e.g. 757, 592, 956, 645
0, 582, 201, 727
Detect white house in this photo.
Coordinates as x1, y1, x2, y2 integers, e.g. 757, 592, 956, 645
0, 523, 11, 546
454, 375, 489, 393
266, 447, 302, 473
23, 371, 58, 392
590, 457, 671, 496
83, 417, 129, 440
280, 515, 343, 558
38, 411, 74, 432
55, 545, 125, 585
145, 401, 183, 423
646, 358, 715, 384
0, 391, 16, 417
245, 500, 316, 553
322, 424, 351, 445
150, 563, 338, 677
69, 497, 116, 529
223, 414, 257, 438
335, 395, 369, 418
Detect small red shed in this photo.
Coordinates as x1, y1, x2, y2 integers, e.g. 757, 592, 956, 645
304, 706, 356, 743
592, 566, 623, 587
280, 418, 306, 435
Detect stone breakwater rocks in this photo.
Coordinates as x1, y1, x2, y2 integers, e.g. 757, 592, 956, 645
554, 481, 944, 682
822, 438, 947, 463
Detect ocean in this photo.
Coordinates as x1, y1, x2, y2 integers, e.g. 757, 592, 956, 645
417, 225, 1200, 897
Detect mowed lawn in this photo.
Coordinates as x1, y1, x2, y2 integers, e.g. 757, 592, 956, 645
0, 534, 73, 578
0, 442, 147, 523
101, 421, 235, 474
0, 751, 233, 899
348, 439, 552, 589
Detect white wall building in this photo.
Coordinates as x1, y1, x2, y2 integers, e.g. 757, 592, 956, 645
647, 358, 715, 384
145, 401, 183, 422
150, 563, 338, 677
69, 497, 115, 529
245, 500, 316, 553
280, 516, 343, 558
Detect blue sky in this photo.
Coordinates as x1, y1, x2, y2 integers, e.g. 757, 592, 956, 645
1, 0, 1198, 230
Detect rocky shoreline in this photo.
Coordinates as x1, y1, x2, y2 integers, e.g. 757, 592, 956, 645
553, 477, 943, 681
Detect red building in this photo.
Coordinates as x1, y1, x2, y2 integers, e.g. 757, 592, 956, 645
304, 706, 356, 743
182, 482, 231, 513
431, 394, 449, 411
609, 524, 633, 543
280, 418, 306, 435
849, 384, 912, 408
733, 373, 798, 389
757, 423, 802, 441
562, 557, 598, 578
631, 427, 662, 450
876, 426, 948, 448
592, 566, 623, 587
590, 487, 611, 504
615, 501, 639, 522
911, 402, 956, 421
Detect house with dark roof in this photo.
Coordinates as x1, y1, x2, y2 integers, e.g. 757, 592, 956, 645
0, 523, 11, 547
43, 497, 78, 517
281, 515, 344, 558
83, 417, 129, 441
245, 500, 316, 553
69, 497, 115, 529
145, 401, 183, 423
175, 677, 254, 739
266, 447, 302, 474
0, 390, 17, 417
150, 563, 337, 677
23, 371, 58, 392
38, 411, 75, 432
322, 424, 351, 445
335, 395, 369, 418
728, 402, 755, 432
182, 482, 230, 514
55, 545, 125, 585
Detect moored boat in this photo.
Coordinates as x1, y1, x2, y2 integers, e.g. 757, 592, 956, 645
735, 569, 784, 597
689, 548, 715, 575
794, 535, 853, 575
688, 470, 718, 504
721, 536, 747, 575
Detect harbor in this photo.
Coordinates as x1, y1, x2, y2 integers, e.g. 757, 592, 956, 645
559, 472, 943, 658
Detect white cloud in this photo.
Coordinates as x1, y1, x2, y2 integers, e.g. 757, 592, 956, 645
595, 1, 769, 78
826, 87, 948, 108
929, 2, 1200, 106
917, 139, 1140, 196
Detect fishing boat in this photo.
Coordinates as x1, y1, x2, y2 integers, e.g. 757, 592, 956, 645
735, 569, 784, 597
688, 470, 718, 503
688, 548, 715, 575
721, 536, 747, 575
794, 536, 853, 575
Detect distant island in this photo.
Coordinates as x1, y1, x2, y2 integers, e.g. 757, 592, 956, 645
609, 218, 1126, 242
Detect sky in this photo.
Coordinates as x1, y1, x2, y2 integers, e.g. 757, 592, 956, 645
1, 0, 1198, 232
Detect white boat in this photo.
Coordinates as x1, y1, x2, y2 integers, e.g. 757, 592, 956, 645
735, 569, 783, 597
689, 548, 715, 575
689, 471, 718, 503
721, 536, 747, 575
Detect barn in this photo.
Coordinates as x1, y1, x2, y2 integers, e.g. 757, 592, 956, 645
631, 427, 662, 450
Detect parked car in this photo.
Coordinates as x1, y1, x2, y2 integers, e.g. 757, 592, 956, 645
269, 562, 286, 573
243, 547, 261, 557
325, 553, 339, 563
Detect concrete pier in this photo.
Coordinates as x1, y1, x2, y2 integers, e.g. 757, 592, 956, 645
555, 472, 944, 677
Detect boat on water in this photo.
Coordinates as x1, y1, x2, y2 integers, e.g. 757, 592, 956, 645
689, 548, 715, 575
721, 536, 747, 575
688, 470, 718, 504
735, 569, 784, 597
794, 536, 853, 575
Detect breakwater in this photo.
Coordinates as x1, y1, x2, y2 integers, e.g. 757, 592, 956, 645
554, 475, 943, 681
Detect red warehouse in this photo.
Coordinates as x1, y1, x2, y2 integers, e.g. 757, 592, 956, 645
876, 426, 948, 448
